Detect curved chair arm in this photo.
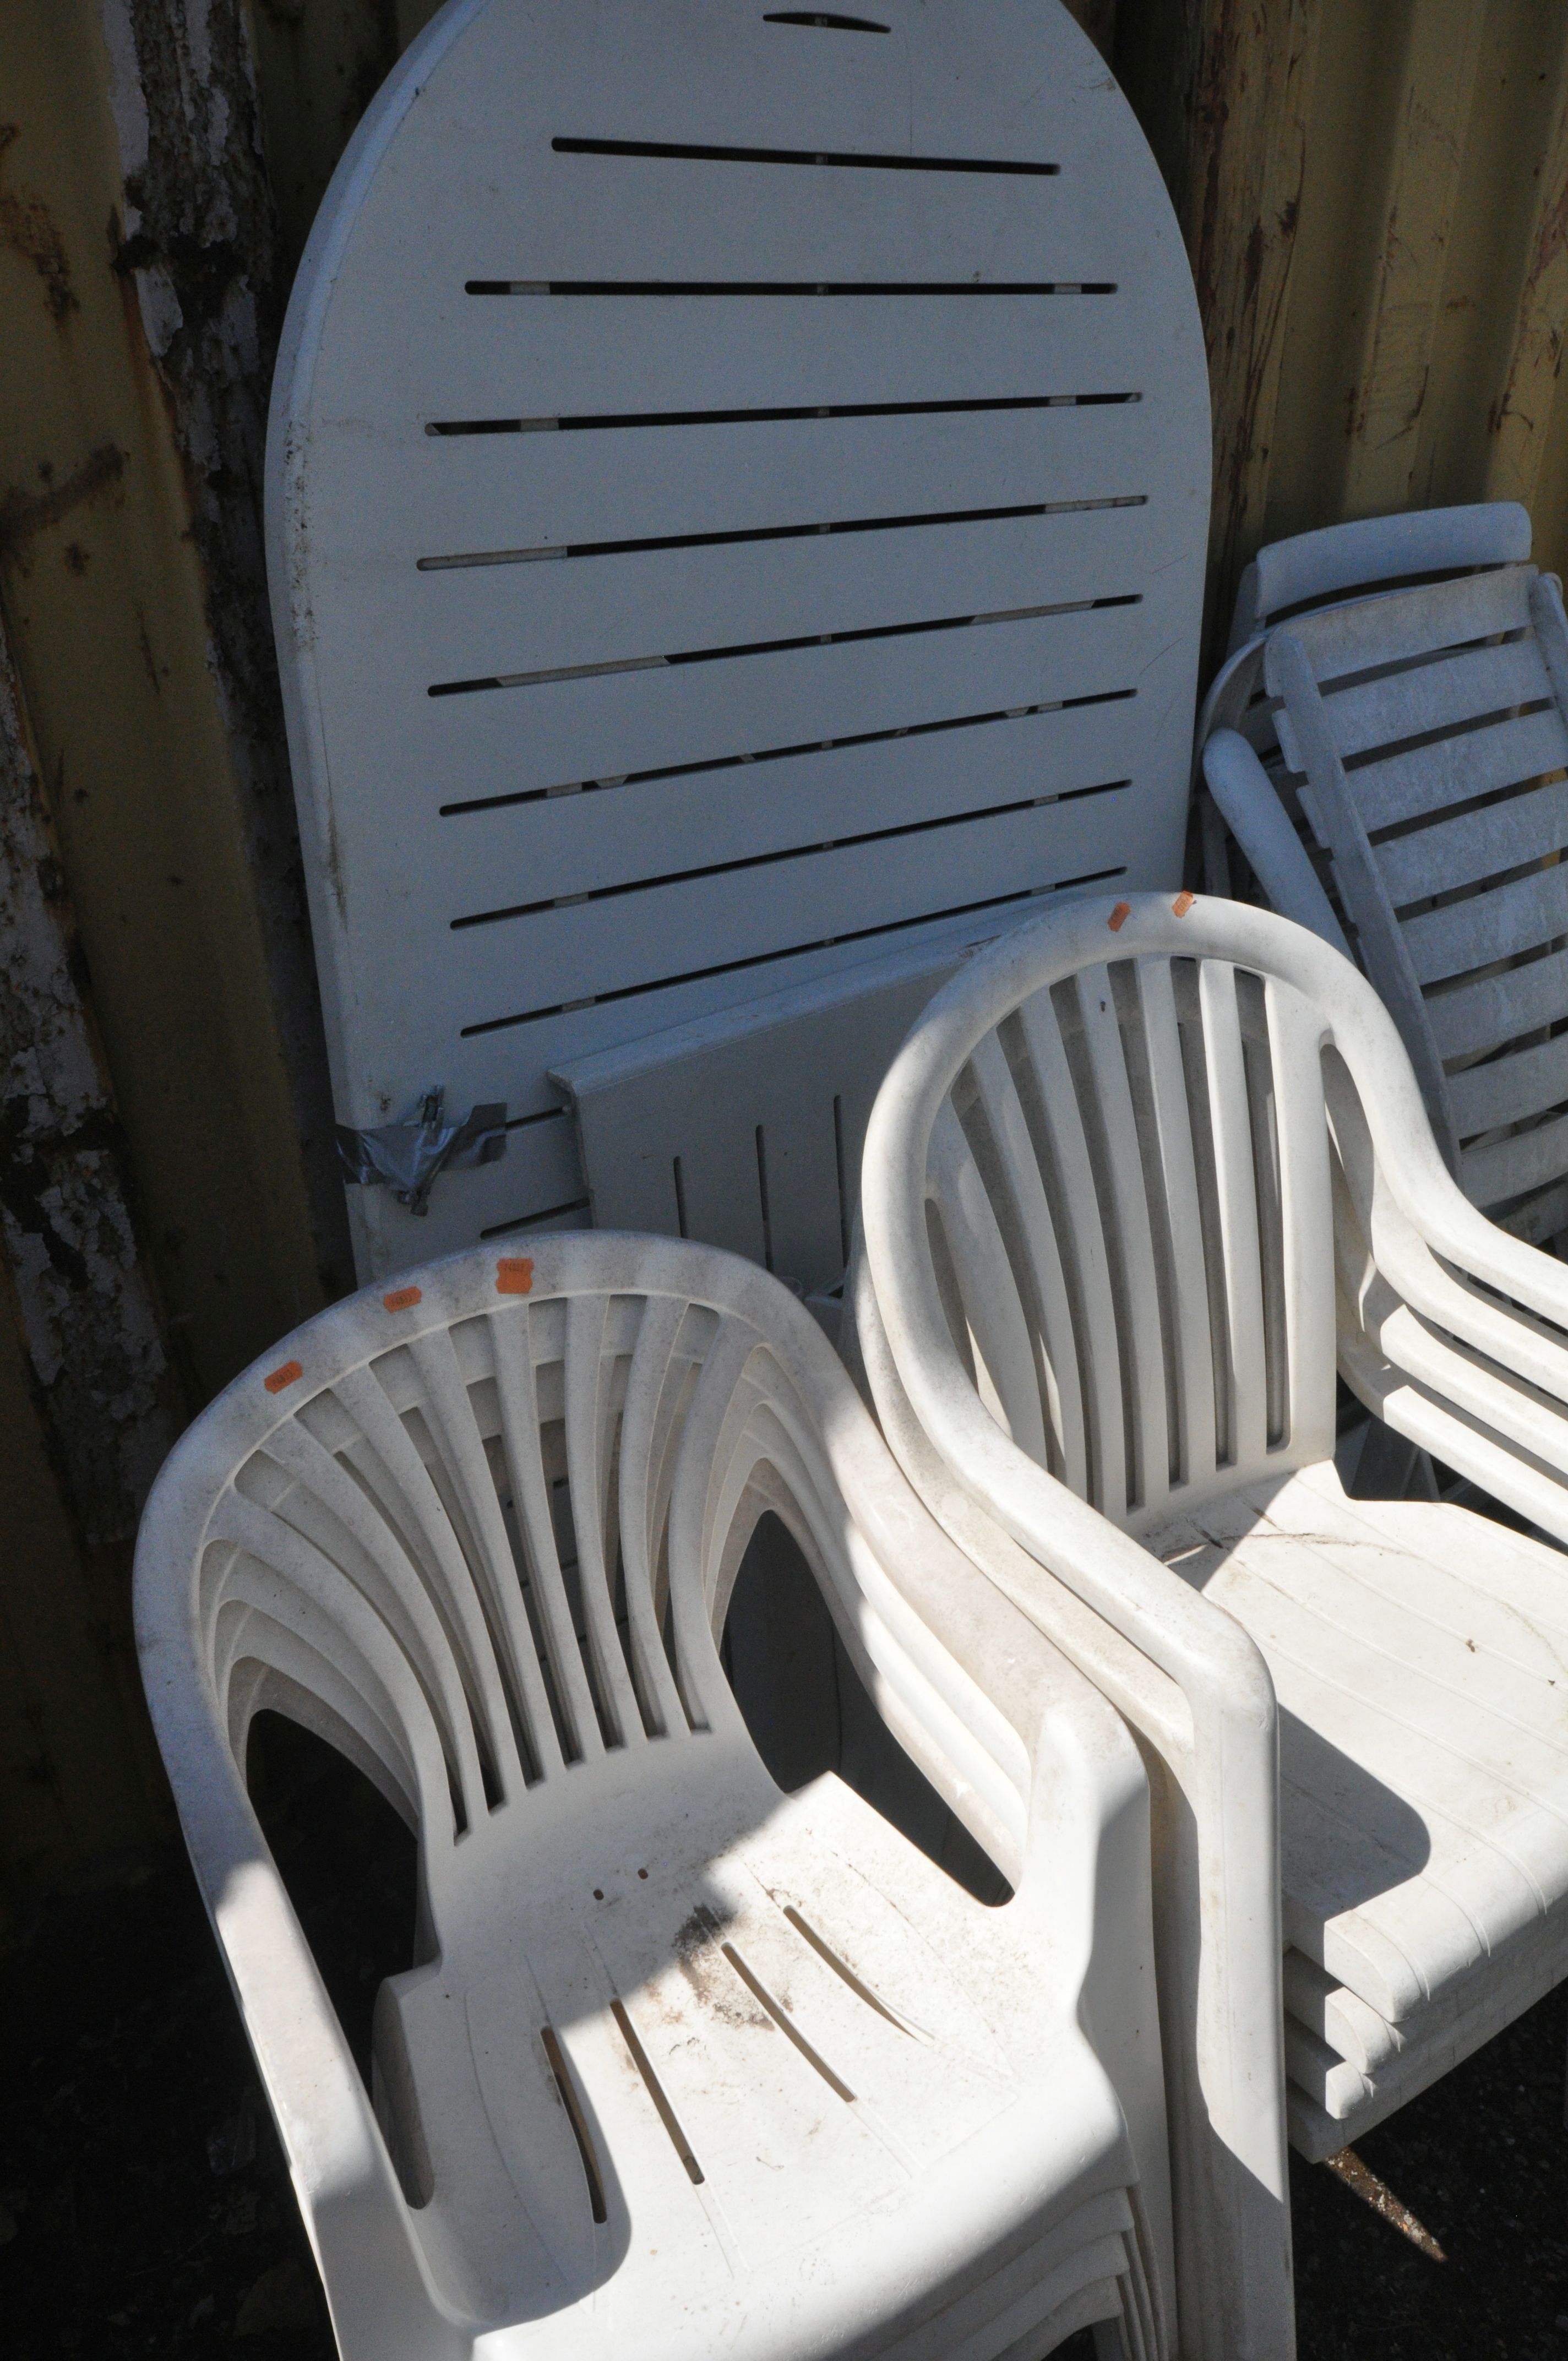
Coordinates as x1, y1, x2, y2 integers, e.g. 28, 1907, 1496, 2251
139, 1232, 1174, 2355
1200, 731, 1352, 956
134, 1516, 473, 2360
768, 1277, 1174, 2314
847, 1235, 1284, 2159
747, 1267, 1163, 1891
1315, 1029, 1568, 1542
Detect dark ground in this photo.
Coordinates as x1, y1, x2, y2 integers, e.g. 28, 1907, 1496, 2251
3, 1715, 1566, 2357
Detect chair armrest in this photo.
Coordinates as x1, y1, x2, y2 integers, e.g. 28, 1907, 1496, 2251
843, 1250, 1287, 2206
134, 1519, 470, 2361
1321, 1049, 1568, 1539
754, 1272, 1157, 1888
770, 1280, 1173, 2294
1201, 731, 1351, 957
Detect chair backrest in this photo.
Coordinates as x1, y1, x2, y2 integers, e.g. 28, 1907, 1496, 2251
1228, 501, 1532, 654
168, 1236, 871, 1923
268, 0, 1211, 1282
1199, 501, 1533, 754
861, 895, 1341, 1539
1265, 564, 1568, 1234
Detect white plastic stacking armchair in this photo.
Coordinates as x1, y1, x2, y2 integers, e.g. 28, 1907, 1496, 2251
1196, 503, 1568, 1241
854, 890, 1568, 2360
135, 1232, 1173, 2361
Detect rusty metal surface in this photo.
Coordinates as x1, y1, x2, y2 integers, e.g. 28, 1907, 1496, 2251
1121, 0, 1568, 652
0, 1, 350, 1417
0, 628, 173, 1543
0, 617, 170, 1881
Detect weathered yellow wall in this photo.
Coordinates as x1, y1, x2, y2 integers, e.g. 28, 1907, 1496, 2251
1117, 0, 1568, 650
0, 5, 347, 1398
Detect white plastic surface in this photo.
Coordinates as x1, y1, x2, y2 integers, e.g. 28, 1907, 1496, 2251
266, 0, 1210, 1279
853, 890, 1568, 2359
1228, 500, 1530, 650
1199, 509, 1568, 1240
135, 1230, 1173, 2361
552, 913, 1033, 1296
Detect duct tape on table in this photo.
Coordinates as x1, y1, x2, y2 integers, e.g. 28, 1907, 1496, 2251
337, 1089, 508, 1217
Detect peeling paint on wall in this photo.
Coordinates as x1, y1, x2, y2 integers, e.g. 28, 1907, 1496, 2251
0, 623, 175, 1546
97, 0, 350, 1303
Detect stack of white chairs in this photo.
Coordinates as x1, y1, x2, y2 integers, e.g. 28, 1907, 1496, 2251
854, 889, 1568, 2359
135, 1232, 1174, 2360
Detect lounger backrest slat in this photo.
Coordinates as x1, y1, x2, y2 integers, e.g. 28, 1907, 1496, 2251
1235, 502, 1532, 647
1400, 866, 1568, 987
1270, 566, 1533, 700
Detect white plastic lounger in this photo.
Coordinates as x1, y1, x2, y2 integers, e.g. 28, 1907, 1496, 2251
135, 1232, 1173, 2361
854, 890, 1568, 2359
1195, 503, 1568, 1242
267, 0, 1209, 1281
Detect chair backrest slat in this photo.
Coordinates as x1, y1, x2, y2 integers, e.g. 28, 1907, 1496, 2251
1351, 706, 1568, 841
488, 1303, 609, 1767
1235, 502, 1531, 648
1463, 1113, 1568, 1211
1196, 964, 1270, 1473
1449, 1031, 1568, 1140
1016, 987, 1132, 1517
1401, 866, 1566, 986
258, 1417, 486, 1797
1129, 957, 1219, 1488
1076, 964, 1174, 1519
614, 1295, 698, 1741
409, 1325, 570, 1776
330, 1362, 533, 1794
964, 1030, 1089, 1494
1374, 774, 1568, 909
213, 1487, 465, 1836
563, 1294, 650, 1751
1271, 565, 1532, 692
1261, 977, 1338, 1465
1428, 944, 1568, 1062
927, 1100, 1053, 1469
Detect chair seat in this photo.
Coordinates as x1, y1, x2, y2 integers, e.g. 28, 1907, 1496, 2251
1147, 1460, 1568, 2155
377, 1736, 1151, 2360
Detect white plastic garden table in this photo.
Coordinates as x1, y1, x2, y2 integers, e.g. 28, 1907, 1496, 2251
268, 0, 1208, 1283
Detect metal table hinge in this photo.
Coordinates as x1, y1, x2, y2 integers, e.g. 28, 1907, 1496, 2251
337, 1088, 507, 1217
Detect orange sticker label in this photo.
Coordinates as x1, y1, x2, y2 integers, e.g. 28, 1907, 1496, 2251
1172, 890, 1196, 916
264, 1359, 303, 1395
496, 1256, 534, 1296
1107, 900, 1131, 933
383, 1285, 422, 1312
